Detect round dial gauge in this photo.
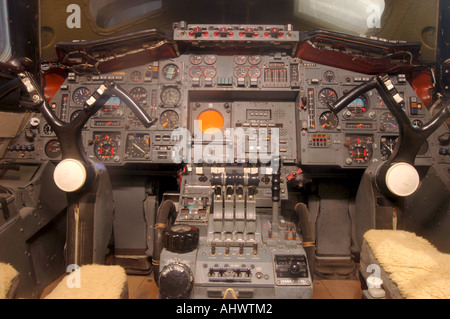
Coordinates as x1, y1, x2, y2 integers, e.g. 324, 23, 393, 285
70, 109, 83, 122
319, 111, 339, 130
93, 133, 121, 161
234, 55, 247, 65
380, 136, 398, 160
72, 87, 91, 105
379, 112, 398, 131
43, 123, 54, 135
45, 139, 61, 159
248, 55, 262, 65
125, 134, 150, 158
162, 64, 180, 80
347, 95, 369, 114
349, 143, 372, 163
130, 71, 143, 82
95, 140, 117, 161
204, 55, 217, 65
376, 94, 386, 108
160, 87, 181, 107
130, 87, 148, 104
203, 66, 216, 78
234, 66, 247, 78
159, 110, 180, 129
102, 96, 121, 112
189, 66, 203, 78
248, 66, 261, 79
323, 70, 336, 82
318, 88, 338, 106
189, 54, 203, 65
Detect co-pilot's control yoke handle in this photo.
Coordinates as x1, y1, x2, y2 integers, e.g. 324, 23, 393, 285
328, 74, 449, 197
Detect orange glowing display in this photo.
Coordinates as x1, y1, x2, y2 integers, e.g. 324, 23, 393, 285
197, 110, 224, 134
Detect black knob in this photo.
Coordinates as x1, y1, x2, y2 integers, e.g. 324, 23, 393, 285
163, 224, 199, 253
438, 132, 450, 146
289, 262, 301, 274
159, 262, 193, 299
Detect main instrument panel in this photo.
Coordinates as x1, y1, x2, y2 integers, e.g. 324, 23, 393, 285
5, 52, 440, 169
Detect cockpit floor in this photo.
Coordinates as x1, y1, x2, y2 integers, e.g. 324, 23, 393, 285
41, 274, 362, 299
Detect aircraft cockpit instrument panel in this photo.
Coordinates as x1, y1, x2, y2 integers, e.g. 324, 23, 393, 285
1, 19, 449, 300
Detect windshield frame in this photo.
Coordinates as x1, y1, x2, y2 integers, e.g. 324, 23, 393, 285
83, 0, 167, 35
0, 0, 12, 62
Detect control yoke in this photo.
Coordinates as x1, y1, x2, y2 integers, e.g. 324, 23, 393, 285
328, 74, 449, 197
17, 71, 157, 192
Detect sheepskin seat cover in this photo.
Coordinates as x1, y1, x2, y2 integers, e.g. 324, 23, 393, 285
0, 263, 19, 299
45, 264, 128, 299
363, 230, 450, 299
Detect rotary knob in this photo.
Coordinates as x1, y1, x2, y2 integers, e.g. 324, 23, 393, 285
289, 262, 301, 275
163, 224, 199, 253
159, 262, 193, 299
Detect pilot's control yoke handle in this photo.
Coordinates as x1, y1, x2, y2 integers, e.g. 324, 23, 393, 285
17, 71, 158, 193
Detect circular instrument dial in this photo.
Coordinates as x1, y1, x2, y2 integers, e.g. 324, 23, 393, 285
347, 95, 369, 114
204, 55, 217, 65
189, 66, 203, 78
72, 87, 91, 105
323, 70, 336, 82
45, 139, 61, 159
162, 64, 180, 80
234, 66, 247, 78
319, 111, 339, 130
159, 110, 179, 129
248, 66, 261, 79
70, 109, 83, 122
248, 55, 262, 65
130, 71, 143, 82
43, 123, 54, 135
318, 88, 338, 106
376, 94, 386, 108
203, 66, 216, 78
234, 55, 247, 65
125, 133, 150, 158
189, 54, 203, 65
130, 87, 148, 104
380, 112, 398, 131
160, 87, 181, 107
348, 142, 372, 163
95, 141, 117, 161
93, 133, 120, 161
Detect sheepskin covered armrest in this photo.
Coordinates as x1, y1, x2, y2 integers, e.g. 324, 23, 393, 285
361, 230, 450, 299
45, 264, 128, 299
0, 263, 19, 299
